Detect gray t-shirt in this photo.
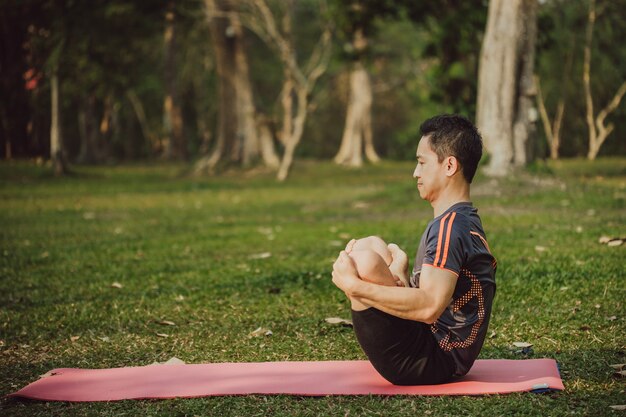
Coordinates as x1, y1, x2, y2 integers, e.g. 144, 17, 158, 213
410, 202, 497, 376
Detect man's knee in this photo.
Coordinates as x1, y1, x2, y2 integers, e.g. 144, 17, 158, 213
353, 236, 391, 264
349, 249, 385, 279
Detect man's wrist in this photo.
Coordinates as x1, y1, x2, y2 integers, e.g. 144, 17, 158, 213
346, 276, 366, 298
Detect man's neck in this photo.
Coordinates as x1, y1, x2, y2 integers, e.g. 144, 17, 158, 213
431, 185, 471, 217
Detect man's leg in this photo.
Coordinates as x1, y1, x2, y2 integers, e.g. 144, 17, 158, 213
351, 236, 393, 265
348, 249, 397, 287
351, 308, 456, 385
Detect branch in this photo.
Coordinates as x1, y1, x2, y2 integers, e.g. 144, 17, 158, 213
596, 81, 626, 130
534, 75, 554, 145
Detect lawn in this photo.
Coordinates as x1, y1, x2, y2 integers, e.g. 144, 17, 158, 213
0, 158, 624, 416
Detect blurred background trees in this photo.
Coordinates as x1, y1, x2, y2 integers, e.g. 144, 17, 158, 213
1, 0, 624, 178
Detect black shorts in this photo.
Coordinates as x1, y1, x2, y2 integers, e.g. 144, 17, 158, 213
351, 308, 456, 385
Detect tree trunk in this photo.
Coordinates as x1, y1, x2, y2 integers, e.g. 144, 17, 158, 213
512, 0, 537, 167
162, 1, 186, 160
335, 60, 377, 166
50, 72, 66, 175
335, 26, 378, 167
277, 87, 307, 181
257, 114, 280, 169
476, 0, 538, 176
535, 75, 565, 160
77, 94, 99, 164
195, 0, 238, 173
126, 90, 161, 154
196, 0, 272, 173
231, 10, 262, 166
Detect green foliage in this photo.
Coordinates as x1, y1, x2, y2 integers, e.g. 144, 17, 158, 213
0, 158, 624, 415
3, 0, 626, 163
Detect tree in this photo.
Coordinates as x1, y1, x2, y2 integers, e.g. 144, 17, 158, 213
583, 0, 626, 160
233, 0, 332, 181
195, 0, 278, 174
476, 0, 538, 176
333, 1, 381, 167
161, 1, 186, 160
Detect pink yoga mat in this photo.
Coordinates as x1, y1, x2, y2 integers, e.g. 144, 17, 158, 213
9, 359, 563, 402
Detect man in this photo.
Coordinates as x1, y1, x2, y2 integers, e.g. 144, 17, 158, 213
332, 114, 496, 385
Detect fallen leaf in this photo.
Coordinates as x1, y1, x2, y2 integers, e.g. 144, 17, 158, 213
111, 282, 123, 289
489, 331, 497, 339
325, 317, 353, 327
595, 304, 601, 309
610, 364, 625, 370
249, 252, 271, 260
163, 357, 185, 365
40, 251, 50, 258
249, 327, 273, 337
0, 339, 4, 347
610, 405, 626, 411
156, 333, 169, 338
512, 342, 533, 348
70, 336, 80, 342
175, 294, 185, 302
534, 245, 547, 252
158, 320, 176, 326
114, 227, 124, 235
338, 233, 351, 240
598, 236, 611, 244
257, 227, 273, 235
329, 240, 343, 247
579, 325, 591, 331
575, 226, 583, 233
98, 336, 110, 342
607, 316, 618, 321
607, 239, 623, 247
559, 286, 569, 291
352, 201, 369, 209
83, 212, 95, 220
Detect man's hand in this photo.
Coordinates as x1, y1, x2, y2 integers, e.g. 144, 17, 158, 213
344, 239, 356, 254
388, 243, 409, 287
331, 251, 361, 296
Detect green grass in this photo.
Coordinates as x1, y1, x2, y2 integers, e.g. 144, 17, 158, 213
0, 158, 624, 416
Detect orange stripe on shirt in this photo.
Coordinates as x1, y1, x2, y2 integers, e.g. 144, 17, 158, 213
470, 230, 492, 254
439, 212, 457, 268
433, 212, 451, 267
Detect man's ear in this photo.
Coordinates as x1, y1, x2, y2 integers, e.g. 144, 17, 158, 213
444, 156, 460, 177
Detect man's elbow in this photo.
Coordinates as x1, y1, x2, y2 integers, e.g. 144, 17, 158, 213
412, 309, 440, 324
420, 305, 446, 324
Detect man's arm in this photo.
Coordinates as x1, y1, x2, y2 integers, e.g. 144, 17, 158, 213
332, 252, 456, 324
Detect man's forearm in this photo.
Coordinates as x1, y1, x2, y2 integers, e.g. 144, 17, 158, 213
350, 279, 439, 323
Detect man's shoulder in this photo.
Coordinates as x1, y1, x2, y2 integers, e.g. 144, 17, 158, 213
427, 208, 473, 238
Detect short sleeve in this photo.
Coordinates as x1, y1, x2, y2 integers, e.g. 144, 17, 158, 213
423, 211, 469, 276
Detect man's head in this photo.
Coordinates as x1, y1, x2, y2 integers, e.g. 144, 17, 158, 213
418, 114, 483, 184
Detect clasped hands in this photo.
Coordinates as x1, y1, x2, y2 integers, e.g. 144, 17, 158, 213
331, 237, 409, 297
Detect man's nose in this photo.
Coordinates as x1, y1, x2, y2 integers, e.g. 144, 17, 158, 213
413, 165, 420, 178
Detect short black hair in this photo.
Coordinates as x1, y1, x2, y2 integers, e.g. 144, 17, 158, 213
419, 114, 483, 183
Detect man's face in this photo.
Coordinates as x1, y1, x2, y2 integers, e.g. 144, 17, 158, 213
413, 136, 445, 202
